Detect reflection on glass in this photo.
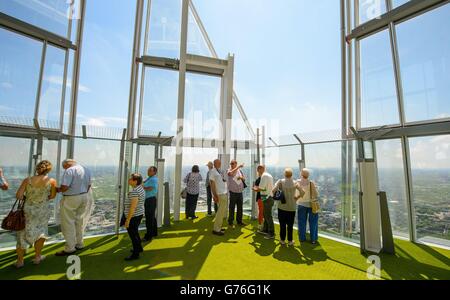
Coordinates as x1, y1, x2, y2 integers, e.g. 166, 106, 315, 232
147, 0, 182, 58
231, 102, 252, 141
0, 0, 70, 38
187, 7, 212, 56
184, 73, 221, 139
305, 142, 343, 236
236, 148, 253, 214
360, 29, 399, 128
409, 135, 450, 247
137, 145, 156, 175
265, 146, 301, 181
140, 68, 179, 137
392, 0, 409, 9
358, 0, 386, 25
0, 28, 42, 126
38, 45, 65, 129
76, 0, 134, 129
0, 137, 31, 248
363, 141, 374, 159
396, 5, 450, 123
73, 139, 120, 236
376, 139, 409, 238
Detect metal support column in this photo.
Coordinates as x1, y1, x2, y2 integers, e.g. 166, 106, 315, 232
67, 0, 86, 158
173, 0, 189, 221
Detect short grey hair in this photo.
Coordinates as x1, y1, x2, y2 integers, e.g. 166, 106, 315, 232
62, 159, 77, 166
301, 168, 311, 178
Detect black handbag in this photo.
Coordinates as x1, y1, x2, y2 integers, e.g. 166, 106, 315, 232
272, 181, 286, 204
120, 213, 126, 227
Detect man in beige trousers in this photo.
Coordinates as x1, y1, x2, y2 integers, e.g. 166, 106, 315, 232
55, 159, 92, 256
209, 159, 228, 236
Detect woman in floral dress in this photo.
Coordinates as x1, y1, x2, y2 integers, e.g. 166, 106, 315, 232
14, 160, 57, 268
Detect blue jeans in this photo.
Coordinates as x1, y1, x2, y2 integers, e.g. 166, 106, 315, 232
297, 205, 319, 242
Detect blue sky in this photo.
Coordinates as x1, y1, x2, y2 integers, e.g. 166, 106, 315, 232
0, 0, 449, 168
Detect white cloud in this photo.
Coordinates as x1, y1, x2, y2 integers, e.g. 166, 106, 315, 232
44, 76, 91, 93
0, 105, 13, 112
1, 82, 13, 89
77, 114, 127, 128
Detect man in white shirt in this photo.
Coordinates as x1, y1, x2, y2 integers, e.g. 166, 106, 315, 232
209, 159, 228, 236
55, 159, 92, 256
253, 165, 275, 238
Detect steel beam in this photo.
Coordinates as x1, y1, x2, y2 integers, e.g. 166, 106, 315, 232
0, 12, 77, 50
348, 0, 448, 40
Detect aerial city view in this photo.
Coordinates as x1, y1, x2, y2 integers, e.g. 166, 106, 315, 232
1, 162, 448, 248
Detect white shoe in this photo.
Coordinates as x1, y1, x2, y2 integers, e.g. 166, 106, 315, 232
32, 255, 46, 265
280, 240, 286, 245
288, 241, 295, 246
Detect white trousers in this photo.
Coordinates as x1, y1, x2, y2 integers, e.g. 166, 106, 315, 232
60, 194, 88, 252
213, 194, 228, 232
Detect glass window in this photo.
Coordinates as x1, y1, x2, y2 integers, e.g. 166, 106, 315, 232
392, 0, 410, 9
0, 136, 31, 248
358, 0, 386, 25
147, 0, 182, 58
409, 135, 450, 247
396, 5, 450, 123
38, 45, 66, 129
265, 145, 301, 181
0, 0, 71, 37
375, 139, 409, 238
231, 102, 252, 141
0, 28, 42, 126
187, 7, 212, 57
305, 142, 343, 236
76, 0, 134, 129
73, 138, 120, 236
137, 145, 156, 175
181, 147, 218, 211
184, 73, 221, 140
359, 29, 399, 128
236, 148, 254, 215
140, 67, 179, 137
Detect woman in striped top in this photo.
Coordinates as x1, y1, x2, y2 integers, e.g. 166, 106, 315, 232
123, 173, 145, 261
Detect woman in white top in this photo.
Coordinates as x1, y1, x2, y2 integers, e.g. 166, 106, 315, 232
296, 168, 319, 244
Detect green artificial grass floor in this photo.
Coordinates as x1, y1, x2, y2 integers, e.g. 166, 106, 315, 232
0, 213, 449, 280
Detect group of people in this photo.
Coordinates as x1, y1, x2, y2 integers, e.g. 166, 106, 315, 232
1, 157, 319, 266
0, 159, 160, 266
2, 159, 93, 268
182, 159, 319, 245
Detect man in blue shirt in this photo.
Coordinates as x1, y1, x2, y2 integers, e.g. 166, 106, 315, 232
143, 166, 158, 242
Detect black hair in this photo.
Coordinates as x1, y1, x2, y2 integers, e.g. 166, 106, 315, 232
192, 165, 200, 173
130, 173, 143, 185
149, 166, 158, 173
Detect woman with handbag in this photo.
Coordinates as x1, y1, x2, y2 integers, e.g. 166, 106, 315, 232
272, 168, 305, 245
296, 168, 320, 244
14, 160, 57, 268
183, 165, 202, 220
